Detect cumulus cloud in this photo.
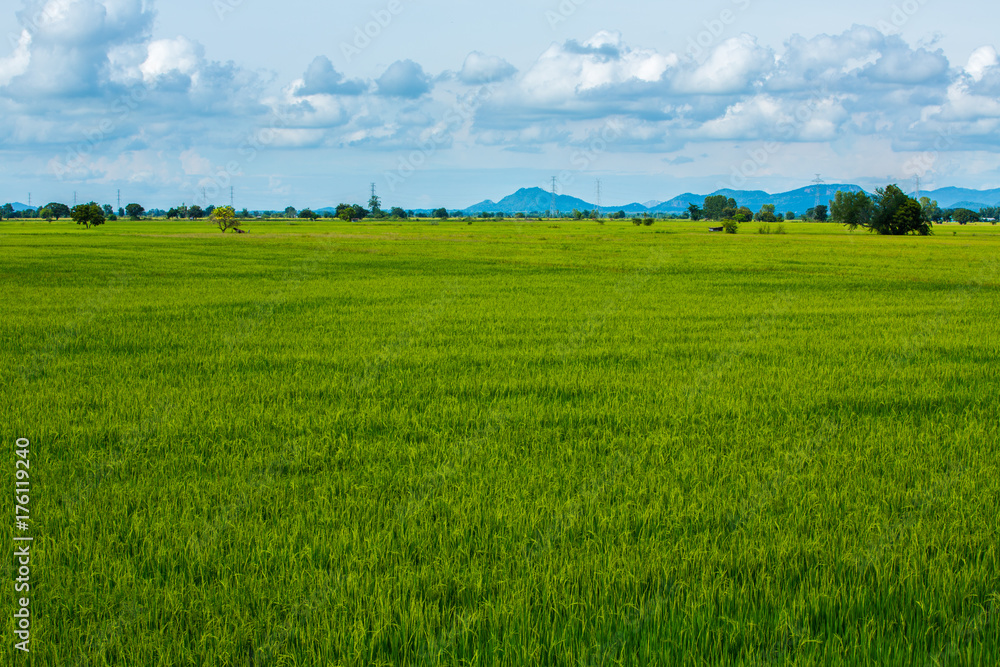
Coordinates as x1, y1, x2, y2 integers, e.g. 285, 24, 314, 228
298, 56, 367, 96
676, 35, 774, 94
376, 59, 432, 98
459, 52, 517, 85
3, 0, 154, 97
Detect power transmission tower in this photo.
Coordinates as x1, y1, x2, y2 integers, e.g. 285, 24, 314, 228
811, 174, 825, 208
28, 193, 31, 208
369, 183, 381, 213
915, 176, 921, 200
117, 189, 121, 210
551, 176, 557, 218
74, 191, 77, 206
595, 179, 602, 219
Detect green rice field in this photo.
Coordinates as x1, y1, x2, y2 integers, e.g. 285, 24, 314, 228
2, 217, 998, 665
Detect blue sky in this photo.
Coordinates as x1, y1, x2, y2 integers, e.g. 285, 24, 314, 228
2, 0, 999, 210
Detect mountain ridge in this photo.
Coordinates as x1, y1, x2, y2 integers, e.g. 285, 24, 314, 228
459, 185, 1000, 215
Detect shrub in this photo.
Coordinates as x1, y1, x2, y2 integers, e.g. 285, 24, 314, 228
722, 220, 739, 234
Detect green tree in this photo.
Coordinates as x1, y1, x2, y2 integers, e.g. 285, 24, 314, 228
863, 185, 930, 235
284, 206, 297, 219
433, 208, 449, 219
814, 204, 828, 222
754, 204, 778, 223
785, 211, 795, 221
831, 190, 875, 231
39, 207, 54, 222
44, 202, 71, 219
210, 205, 241, 233
951, 208, 979, 224
102, 204, 114, 217
1, 203, 14, 219
125, 203, 145, 220
390, 207, 408, 219
188, 205, 205, 220
687, 204, 703, 221
703, 195, 731, 220
298, 209, 320, 220
71, 202, 105, 229
368, 192, 382, 217
920, 197, 943, 222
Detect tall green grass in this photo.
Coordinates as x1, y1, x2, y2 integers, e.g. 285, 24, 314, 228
2, 218, 998, 665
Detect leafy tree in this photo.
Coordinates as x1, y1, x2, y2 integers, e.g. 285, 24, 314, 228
920, 197, 943, 223
951, 208, 979, 224
979, 206, 999, 221
687, 203, 703, 221
39, 207, 54, 222
102, 204, 114, 217
71, 202, 105, 229
298, 209, 320, 220
336, 204, 369, 221
814, 204, 828, 222
369, 192, 382, 217
390, 207, 408, 219
210, 205, 241, 233
572, 209, 584, 220
125, 203, 145, 220
239, 208, 250, 219
754, 204, 778, 223
1, 203, 13, 219
863, 184, 930, 235
433, 208, 449, 219
785, 211, 796, 221
188, 205, 205, 220
735, 206, 753, 222
167, 208, 180, 219
514, 212, 525, 219
44, 202, 71, 219
284, 206, 297, 219
703, 195, 732, 220
831, 190, 875, 230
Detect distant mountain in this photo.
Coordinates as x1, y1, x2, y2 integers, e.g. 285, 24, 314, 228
463, 184, 880, 216
919, 187, 1000, 208
463, 187, 595, 215
642, 200, 663, 208
9, 202, 36, 212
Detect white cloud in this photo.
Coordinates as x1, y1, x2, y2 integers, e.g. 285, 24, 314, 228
140, 37, 203, 83
0, 30, 32, 86
179, 148, 212, 176
676, 35, 774, 94
459, 52, 517, 85
376, 60, 432, 98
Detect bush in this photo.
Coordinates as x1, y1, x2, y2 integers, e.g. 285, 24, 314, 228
757, 223, 787, 235
643, 217, 654, 226
722, 220, 739, 234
